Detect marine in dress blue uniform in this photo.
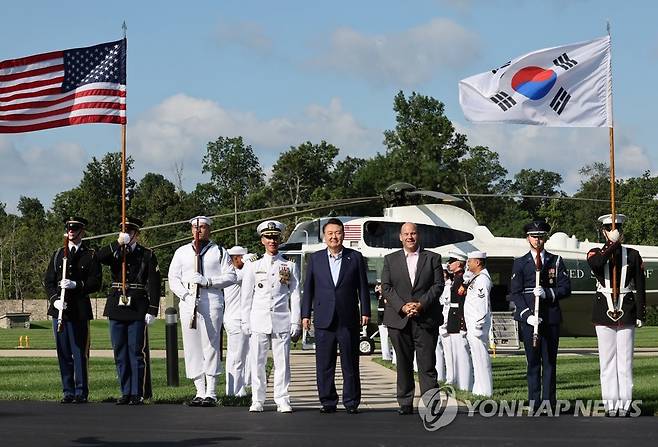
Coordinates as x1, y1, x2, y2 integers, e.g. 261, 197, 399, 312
510, 220, 571, 413
587, 214, 645, 417
97, 217, 161, 405
44, 217, 102, 403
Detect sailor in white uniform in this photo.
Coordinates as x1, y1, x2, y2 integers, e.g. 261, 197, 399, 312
463, 251, 493, 397
168, 216, 237, 407
241, 220, 301, 413
223, 246, 254, 397
437, 263, 453, 383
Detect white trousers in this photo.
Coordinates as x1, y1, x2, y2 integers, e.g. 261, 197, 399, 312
434, 335, 446, 382
378, 325, 393, 361
225, 326, 251, 396
250, 331, 291, 406
466, 330, 493, 397
180, 300, 223, 379
439, 333, 454, 384
449, 333, 472, 392
596, 325, 635, 412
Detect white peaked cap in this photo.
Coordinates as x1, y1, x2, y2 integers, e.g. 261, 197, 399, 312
598, 214, 627, 225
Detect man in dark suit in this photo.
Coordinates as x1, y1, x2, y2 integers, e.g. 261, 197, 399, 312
381, 222, 444, 415
510, 219, 571, 414
302, 218, 371, 414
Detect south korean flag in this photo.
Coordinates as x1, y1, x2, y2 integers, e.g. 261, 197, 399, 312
458, 36, 611, 127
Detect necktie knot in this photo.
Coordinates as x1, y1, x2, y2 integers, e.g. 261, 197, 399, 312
70, 246, 76, 255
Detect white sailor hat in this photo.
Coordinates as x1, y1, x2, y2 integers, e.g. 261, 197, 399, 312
257, 220, 285, 236
598, 214, 626, 226
189, 215, 212, 226
467, 250, 487, 259
227, 245, 248, 256
446, 251, 467, 262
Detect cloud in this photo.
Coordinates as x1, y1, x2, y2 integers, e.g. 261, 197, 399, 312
0, 137, 87, 213
456, 123, 652, 193
310, 18, 480, 86
214, 19, 273, 54
128, 94, 382, 189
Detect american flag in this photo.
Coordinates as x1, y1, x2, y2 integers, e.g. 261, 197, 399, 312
0, 39, 126, 133
343, 224, 362, 240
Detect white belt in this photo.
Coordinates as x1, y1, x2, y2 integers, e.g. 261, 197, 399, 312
449, 303, 459, 308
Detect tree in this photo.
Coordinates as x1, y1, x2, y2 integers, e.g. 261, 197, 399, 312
511, 168, 564, 218
51, 153, 135, 235
383, 91, 469, 191
202, 136, 265, 210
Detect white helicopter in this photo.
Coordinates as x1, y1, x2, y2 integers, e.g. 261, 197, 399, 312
277, 182, 658, 346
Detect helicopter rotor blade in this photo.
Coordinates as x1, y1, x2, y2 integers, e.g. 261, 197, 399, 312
450, 193, 627, 204
148, 197, 379, 250
408, 190, 462, 202
82, 195, 380, 241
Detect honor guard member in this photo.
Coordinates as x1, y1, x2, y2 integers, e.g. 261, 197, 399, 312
223, 245, 253, 397
44, 217, 102, 403
375, 280, 394, 361
511, 220, 571, 414
444, 251, 472, 392
97, 217, 160, 405
463, 251, 493, 397
587, 214, 645, 417
168, 216, 237, 407
241, 220, 301, 413
437, 263, 454, 384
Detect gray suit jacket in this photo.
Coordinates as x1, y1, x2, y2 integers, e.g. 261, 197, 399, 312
381, 249, 444, 330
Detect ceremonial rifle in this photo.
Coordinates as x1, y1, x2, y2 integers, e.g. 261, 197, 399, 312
57, 235, 68, 333
190, 217, 201, 329
532, 259, 541, 349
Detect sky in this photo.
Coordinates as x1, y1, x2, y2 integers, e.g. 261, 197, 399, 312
1, 0, 657, 214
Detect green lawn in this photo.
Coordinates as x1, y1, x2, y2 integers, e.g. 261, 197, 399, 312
373, 355, 658, 415
0, 357, 250, 405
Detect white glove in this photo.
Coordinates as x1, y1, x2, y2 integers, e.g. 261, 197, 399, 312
241, 322, 251, 336
145, 314, 156, 326
438, 324, 448, 337
527, 314, 543, 326
189, 272, 209, 287
60, 279, 77, 289
462, 270, 474, 283
53, 299, 67, 311
475, 323, 483, 330
117, 232, 131, 245
533, 286, 546, 299
607, 229, 620, 243
290, 324, 302, 340
636, 319, 643, 328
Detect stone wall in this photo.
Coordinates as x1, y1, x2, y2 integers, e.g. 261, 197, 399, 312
0, 298, 169, 321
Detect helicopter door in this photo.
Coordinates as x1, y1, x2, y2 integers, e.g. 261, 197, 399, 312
484, 257, 515, 311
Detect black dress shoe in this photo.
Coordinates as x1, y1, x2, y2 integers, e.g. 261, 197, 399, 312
398, 406, 413, 415
129, 396, 144, 406
116, 395, 131, 405
320, 406, 337, 414
346, 406, 359, 414
60, 396, 74, 404
201, 397, 218, 407
188, 396, 204, 407
74, 396, 88, 404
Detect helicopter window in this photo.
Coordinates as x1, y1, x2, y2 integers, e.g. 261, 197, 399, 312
286, 220, 321, 244
362, 221, 473, 249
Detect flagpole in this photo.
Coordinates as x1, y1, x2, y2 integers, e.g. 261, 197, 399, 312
607, 21, 619, 312
121, 21, 128, 303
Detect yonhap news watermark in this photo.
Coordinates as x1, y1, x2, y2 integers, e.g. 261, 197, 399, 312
418, 386, 642, 431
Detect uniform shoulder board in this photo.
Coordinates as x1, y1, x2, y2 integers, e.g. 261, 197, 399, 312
281, 254, 295, 262
247, 254, 261, 262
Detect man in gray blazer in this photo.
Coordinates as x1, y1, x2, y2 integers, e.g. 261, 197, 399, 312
381, 222, 444, 415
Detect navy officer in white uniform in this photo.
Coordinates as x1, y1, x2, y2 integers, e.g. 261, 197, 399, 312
241, 220, 301, 413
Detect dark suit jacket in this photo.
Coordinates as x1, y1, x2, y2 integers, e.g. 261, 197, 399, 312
510, 251, 571, 325
381, 249, 444, 330
301, 247, 371, 329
